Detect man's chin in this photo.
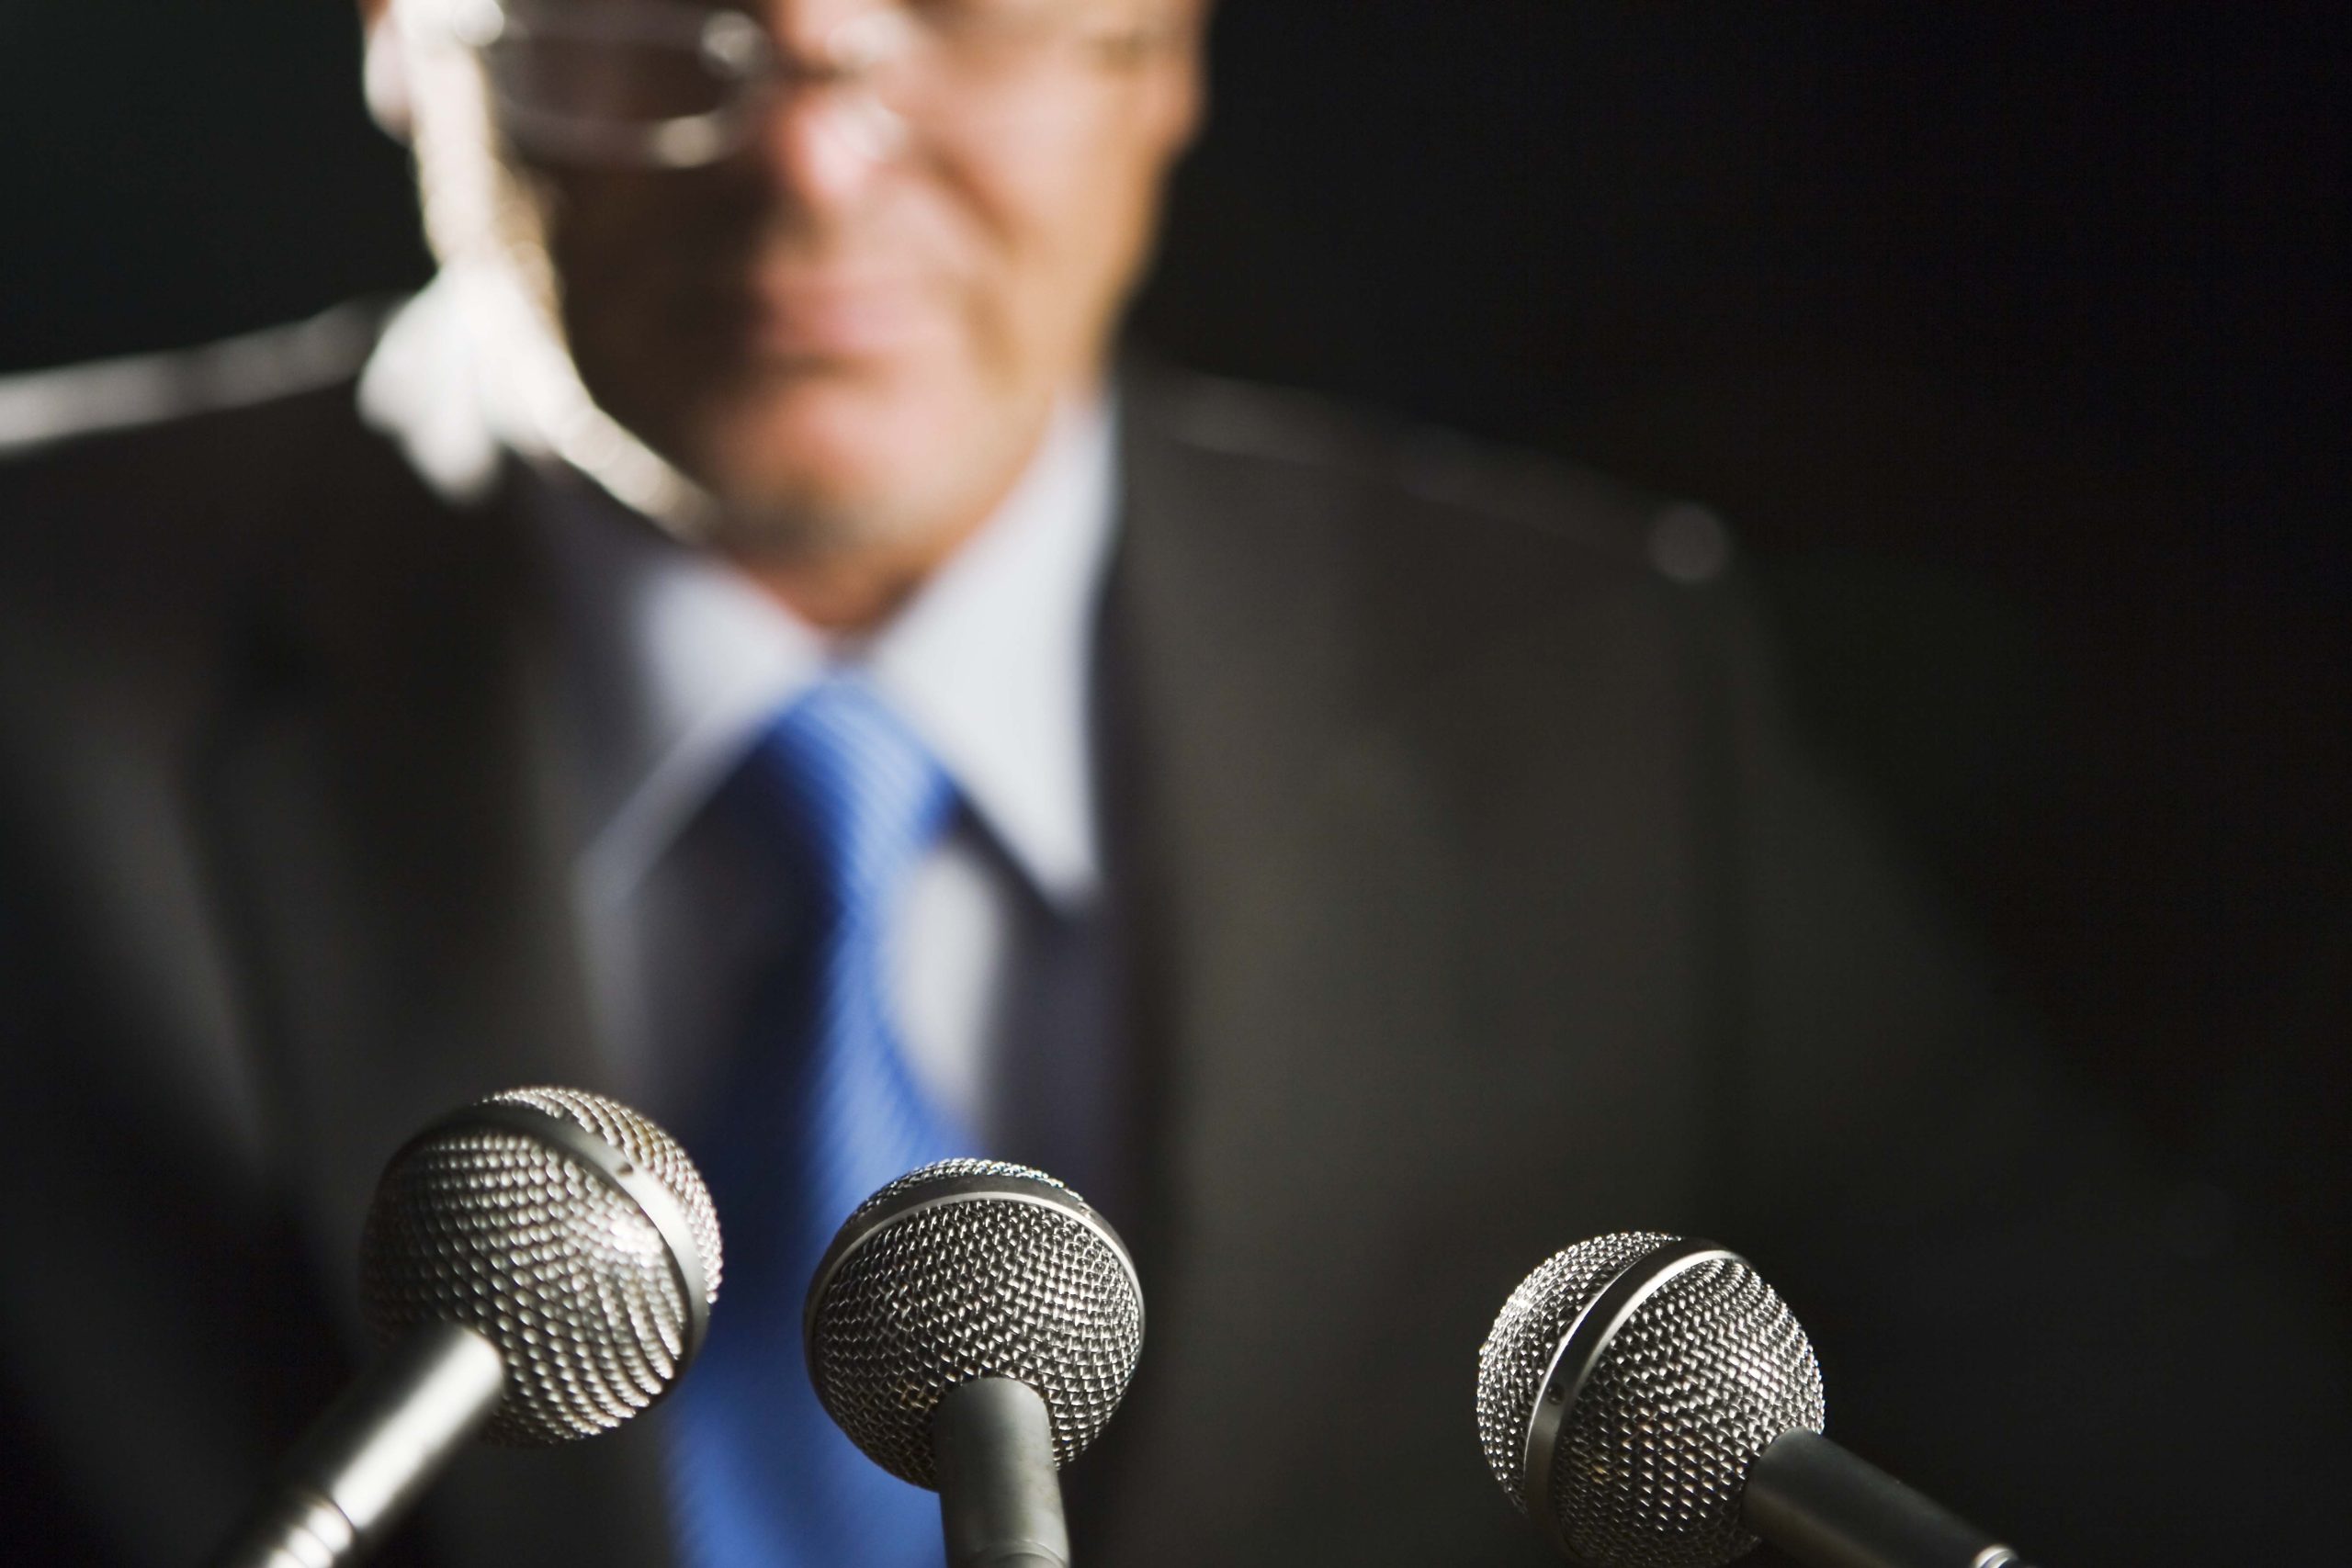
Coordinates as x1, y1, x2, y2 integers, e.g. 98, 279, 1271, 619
692, 397, 910, 510
663, 415, 926, 559
683, 364, 1021, 528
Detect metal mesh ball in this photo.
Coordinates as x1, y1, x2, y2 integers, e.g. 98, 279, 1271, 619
358, 1087, 720, 1446
1477, 1234, 1826, 1568
805, 1158, 1144, 1489
1477, 1231, 1679, 1511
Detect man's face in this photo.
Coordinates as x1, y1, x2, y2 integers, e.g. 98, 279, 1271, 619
388, 0, 1204, 558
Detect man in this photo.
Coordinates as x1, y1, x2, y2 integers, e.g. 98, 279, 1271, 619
0, 2, 2342, 1565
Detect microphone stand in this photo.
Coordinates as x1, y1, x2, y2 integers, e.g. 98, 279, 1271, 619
1745, 1431, 2034, 1568
933, 1378, 1071, 1568
205, 1323, 506, 1568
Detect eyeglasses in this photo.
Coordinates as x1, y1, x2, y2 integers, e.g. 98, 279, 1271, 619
435, 0, 1182, 168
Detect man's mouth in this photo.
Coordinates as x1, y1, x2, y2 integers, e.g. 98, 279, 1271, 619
738, 269, 944, 361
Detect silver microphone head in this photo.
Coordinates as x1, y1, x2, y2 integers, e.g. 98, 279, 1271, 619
802, 1158, 1145, 1490
358, 1086, 723, 1447
1476, 1232, 1826, 1568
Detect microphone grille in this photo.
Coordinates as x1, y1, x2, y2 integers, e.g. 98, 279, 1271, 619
804, 1158, 1144, 1490
495, 1086, 724, 1298
358, 1086, 722, 1447
1476, 1230, 1682, 1509
1476, 1233, 1825, 1568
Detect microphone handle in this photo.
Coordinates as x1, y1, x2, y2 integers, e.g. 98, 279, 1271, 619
1744, 1430, 2033, 1568
205, 1321, 507, 1568
933, 1377, 1072, 1568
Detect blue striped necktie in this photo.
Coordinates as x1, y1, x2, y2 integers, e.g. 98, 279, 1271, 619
669, 676, 972, 1568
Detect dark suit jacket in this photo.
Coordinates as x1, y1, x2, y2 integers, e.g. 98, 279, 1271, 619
0, 319, 2342, 1567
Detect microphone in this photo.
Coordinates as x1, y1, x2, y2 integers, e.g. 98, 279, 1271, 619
802, 1159, 1145, 1568
1476, 1232, 2034, 1568
206, 1086, 721, 1568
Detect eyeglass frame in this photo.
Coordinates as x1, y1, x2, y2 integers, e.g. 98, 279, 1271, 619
430, 0, 1190, 169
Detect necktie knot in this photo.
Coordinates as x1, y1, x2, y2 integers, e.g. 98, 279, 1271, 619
735, 676, 956, 912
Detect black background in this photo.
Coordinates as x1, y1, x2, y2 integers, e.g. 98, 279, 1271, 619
2, 1, 2346, 1305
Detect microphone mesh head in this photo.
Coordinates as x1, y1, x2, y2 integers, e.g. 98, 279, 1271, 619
804, 1158, 1144, 1490
1477, 1230, 1681, 1509
358, 1086, 722, 1446
1476, 1233, 1826, 1568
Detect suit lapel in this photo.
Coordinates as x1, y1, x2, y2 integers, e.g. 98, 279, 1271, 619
1085, 377, 1480, 1551
203, 455, 677, 1568
1085, 374, 1721, 1562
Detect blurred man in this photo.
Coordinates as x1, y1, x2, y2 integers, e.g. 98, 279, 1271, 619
0, 2, 2344, 1565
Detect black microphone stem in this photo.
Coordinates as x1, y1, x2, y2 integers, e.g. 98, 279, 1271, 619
1744, 1430, 2033, 1568
933, 1377, 1072, 1568
205, 1322, 507, 1568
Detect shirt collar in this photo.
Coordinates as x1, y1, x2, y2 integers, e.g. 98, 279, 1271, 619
538, 397, 1119, 920
861, 395, 1117, 909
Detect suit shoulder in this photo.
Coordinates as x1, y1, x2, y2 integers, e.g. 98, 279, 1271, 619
0, 306, 392, 563
0, 309, 414, 637
0, 305, 395, 522
1126, 365, 1738, 593
0, 303, 387, 464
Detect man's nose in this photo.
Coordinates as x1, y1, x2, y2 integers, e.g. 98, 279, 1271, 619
744, 61, 902, 210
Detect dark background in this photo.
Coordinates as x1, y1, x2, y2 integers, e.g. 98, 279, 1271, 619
2, 2, 2346, 1306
